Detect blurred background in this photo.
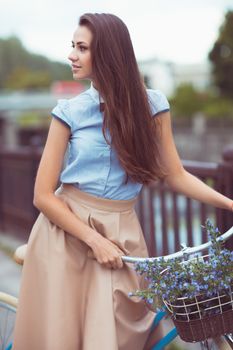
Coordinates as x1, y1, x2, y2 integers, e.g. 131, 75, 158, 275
0, 1, 233, 325
0, 0, 232, 158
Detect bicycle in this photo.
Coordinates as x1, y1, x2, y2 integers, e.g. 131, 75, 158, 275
0, 292, 17, 350
1, 226, 233, 350
0, 244, 25, 350
122, 224, 233, 350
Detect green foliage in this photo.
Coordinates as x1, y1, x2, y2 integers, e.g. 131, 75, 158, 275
18, 112, 50, 127
170, 84, 206, 119
130, 219, 233, 314
209, 10, 233, 98
171, 83, 233, 120
0, 36, 24, 88
0, 35, 72, 90
203, 95, 233, 120
5, 66, 52, 90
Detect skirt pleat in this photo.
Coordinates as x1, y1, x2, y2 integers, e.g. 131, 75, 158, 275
12, 184, 155, 350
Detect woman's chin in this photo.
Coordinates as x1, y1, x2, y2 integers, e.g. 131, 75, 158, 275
72, 72, 80, 79
72, 72, 87, 81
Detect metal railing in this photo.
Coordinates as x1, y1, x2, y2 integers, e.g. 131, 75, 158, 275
0, 145, 233, 254
136, 148, 233, 256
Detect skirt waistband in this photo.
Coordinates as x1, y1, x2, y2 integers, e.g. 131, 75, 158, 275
59, 184, 138, 212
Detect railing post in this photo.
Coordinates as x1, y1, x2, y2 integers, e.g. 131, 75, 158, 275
221, 144, 233, 249
0, 149, 3, 230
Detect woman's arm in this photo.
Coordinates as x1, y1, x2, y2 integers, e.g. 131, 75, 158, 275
155, 111, 233, 211
33, 118, 125, 269
33, 118, 96, 244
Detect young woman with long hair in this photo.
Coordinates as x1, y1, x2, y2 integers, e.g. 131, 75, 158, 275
13, 13, 233, 350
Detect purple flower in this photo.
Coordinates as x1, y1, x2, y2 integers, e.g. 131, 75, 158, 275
147, 298, 154, 304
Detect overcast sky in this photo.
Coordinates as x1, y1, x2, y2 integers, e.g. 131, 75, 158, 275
1, 0, 233, 65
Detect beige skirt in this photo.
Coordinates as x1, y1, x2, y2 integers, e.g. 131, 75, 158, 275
13, 184, 155, 350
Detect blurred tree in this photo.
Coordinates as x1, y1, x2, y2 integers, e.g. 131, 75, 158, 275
5, 66, 52, 90
170, 84, 205, 119
0, 36, 24, 88
0, 35, 72, 90
203, 95, 233, 120
209, 10, 233, 98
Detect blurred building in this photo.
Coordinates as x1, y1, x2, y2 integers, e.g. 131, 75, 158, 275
139, 58, 175, 97
138, 58, 212, 97
172, 62, 212, 92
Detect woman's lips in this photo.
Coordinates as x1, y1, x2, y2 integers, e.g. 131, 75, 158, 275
72, 65, 81, 69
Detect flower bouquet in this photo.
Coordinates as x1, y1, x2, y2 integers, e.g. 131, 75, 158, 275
130, 219, 233, 342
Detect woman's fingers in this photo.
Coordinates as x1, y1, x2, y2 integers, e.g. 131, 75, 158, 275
96, 251, 123, 269
101, 254, 122, 269
116, 254, 124, 268
109, 256, 123, 270
87, 234, 128, 269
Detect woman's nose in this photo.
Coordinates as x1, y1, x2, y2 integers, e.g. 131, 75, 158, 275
68, 50, 78, 62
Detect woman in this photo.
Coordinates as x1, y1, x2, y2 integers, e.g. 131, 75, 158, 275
13, 13, 233, 350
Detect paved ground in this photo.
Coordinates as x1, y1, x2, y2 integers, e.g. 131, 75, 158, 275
0, 231, 25, 297
0, 231, 202, 349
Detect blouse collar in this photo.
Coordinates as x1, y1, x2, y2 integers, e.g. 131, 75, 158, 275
90, 81, 105, 104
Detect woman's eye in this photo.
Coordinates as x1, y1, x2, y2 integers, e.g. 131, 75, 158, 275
70, 44, 87, 51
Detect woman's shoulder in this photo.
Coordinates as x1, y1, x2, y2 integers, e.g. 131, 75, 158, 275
68, 88, 95, 109
52, 89, 93, 111
146, 88, 170, 117
51, 88, 96, 129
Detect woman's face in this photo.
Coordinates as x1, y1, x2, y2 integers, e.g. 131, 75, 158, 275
68, 25, 93, 81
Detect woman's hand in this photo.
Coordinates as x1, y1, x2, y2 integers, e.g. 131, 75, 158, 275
86, 231, 128, 270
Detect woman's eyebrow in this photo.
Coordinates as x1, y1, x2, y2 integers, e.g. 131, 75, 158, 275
72, 40, 88, 45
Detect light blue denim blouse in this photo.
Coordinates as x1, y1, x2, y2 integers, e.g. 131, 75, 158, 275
51, 83, 170, 200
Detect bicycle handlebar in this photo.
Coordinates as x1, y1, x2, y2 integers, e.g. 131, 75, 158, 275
121, 225, 233, 264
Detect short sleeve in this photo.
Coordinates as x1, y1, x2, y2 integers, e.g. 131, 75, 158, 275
147, 89, 170, 117
51, 99, 72, 129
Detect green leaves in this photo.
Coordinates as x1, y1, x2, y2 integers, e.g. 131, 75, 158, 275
129, 219, 233, 314
209, 10, 233, 98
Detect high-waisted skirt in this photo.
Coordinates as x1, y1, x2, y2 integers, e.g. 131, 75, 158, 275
12, 184, 155, 350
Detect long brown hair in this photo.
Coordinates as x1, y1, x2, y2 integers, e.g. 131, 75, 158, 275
79, 13, 168, 184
